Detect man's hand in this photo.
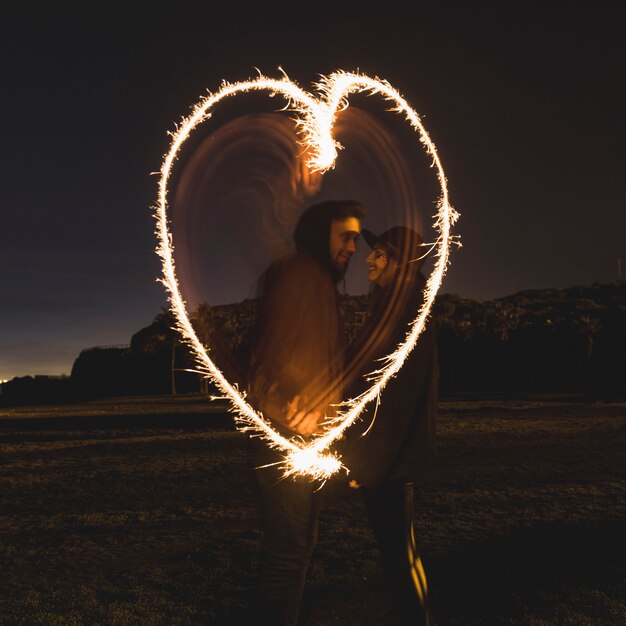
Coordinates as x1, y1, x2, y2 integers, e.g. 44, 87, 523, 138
285, 396, 324, 436
289, 409, 323, 436
348, 479, 361, 490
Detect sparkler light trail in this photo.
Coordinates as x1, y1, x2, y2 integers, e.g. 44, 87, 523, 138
154, 69, 459, 481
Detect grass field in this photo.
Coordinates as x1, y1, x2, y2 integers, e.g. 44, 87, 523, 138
1, 394, 624, 625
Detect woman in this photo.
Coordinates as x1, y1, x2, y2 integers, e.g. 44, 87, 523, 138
342, 225, 438, 626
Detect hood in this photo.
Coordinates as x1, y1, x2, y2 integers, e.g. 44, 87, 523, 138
293, 201, 339, 281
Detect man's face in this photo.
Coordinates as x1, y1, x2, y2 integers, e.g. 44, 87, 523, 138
329, 217, 361, 272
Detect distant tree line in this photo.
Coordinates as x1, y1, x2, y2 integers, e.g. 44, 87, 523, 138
435, 282, 625, 400
1, 282, 624, 406
0, 374, 73, 406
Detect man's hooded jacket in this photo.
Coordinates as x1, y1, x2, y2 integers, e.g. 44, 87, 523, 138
247, 202, 348, 433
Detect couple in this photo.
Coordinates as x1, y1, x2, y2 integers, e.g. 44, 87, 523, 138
247, 199, 438, 625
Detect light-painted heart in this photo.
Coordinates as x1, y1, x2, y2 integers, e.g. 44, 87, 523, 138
154, 69, 459, 479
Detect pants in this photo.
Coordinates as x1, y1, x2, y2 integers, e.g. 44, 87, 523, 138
251, 442, 323, 626
361, 481, 430, 626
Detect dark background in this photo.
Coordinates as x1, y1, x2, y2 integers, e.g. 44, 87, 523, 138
2, 5, 624, 379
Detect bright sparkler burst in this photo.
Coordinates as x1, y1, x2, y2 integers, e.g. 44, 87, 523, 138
154, 69, 459, 481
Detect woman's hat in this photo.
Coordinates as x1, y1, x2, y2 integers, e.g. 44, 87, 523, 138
361, 226, 424, 263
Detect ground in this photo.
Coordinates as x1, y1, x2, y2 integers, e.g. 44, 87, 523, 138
0, 394, 624, 625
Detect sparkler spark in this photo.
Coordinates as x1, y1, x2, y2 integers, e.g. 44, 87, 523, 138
284, 448, 343, 480
154, 69, 459, 481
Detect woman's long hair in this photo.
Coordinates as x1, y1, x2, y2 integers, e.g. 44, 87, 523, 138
346, 230, 426, 397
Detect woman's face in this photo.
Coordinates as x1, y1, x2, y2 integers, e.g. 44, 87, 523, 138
366, 245, 397, 286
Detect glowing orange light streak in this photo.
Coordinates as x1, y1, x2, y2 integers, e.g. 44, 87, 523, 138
155, 69, 459, 480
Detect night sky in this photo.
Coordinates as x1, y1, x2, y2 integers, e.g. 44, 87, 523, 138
2, 7, 624, 379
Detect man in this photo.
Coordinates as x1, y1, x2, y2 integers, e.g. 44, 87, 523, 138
247, 199, 364, 625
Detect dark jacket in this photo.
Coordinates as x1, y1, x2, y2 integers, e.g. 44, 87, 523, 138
341, 272, 438, 487
247, 202, 348, 433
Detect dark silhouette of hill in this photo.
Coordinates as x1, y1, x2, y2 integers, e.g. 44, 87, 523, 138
434, 282, 626, 399
2, 282, 624, 406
